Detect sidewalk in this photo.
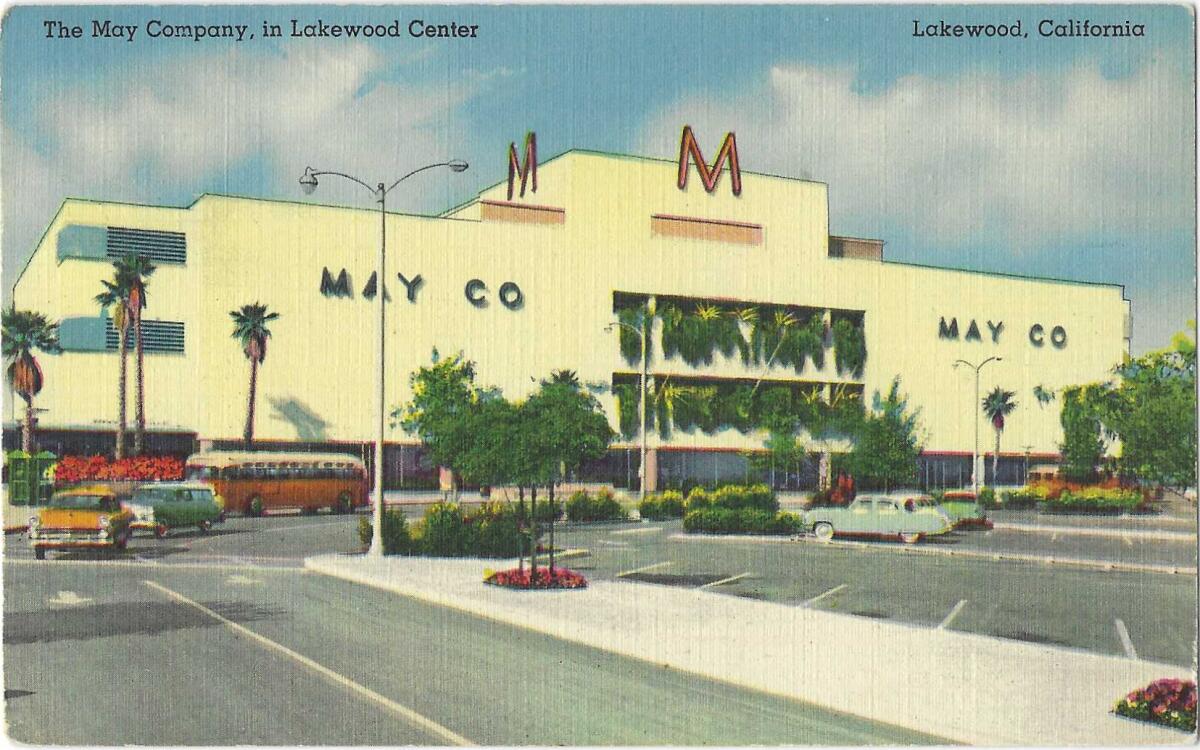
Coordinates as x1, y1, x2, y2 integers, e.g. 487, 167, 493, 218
306, 553, 1195, 746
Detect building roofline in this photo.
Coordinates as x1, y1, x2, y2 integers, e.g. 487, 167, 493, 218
880, 258, 1127, 294
193, 192, 481, 223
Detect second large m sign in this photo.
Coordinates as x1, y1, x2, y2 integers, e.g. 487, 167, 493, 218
320, 267, 524, 310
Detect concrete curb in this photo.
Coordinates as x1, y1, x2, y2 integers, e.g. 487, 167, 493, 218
304, 553, 1193, 746
668, 533, 1198, 576
993, 522, 1196, 542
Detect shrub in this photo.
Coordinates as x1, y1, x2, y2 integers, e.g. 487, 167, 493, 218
638, 490, 685, 520
1114, 678, 1196, 732
683, 507, 802, 535
1046, 487, 1142, 512
419, 502, 476, 556
485, 567, 588, 589
710, 483, 778, 513
54, 455, 185, 484
532, 499, 562, 523
685, 487, 712, 512
565, 488, 627, 522
1002, 488, 1041, 509
978, 486, 998, 509
357, 510, 414, 555
472, 502, 525, 558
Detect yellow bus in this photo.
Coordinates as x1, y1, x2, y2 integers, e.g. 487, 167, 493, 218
184, 451, 367, 517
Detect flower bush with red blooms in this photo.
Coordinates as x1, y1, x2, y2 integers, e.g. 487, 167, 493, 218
53, 455, 185, 484
485, 567, 588, 590
1114, 678, 1197, 732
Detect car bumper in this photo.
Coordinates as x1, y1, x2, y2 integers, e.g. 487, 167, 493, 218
31, 532, 116, 549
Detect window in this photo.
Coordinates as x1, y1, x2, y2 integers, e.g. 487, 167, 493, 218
106, 319, 185, 354
107, 226, 187, 264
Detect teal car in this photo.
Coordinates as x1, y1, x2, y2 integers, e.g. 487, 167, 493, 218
126, 482, 225, 539
804, 494, 954, 543
939, 491, 993, 529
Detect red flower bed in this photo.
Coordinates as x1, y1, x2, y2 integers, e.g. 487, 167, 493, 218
1114, 678, 1197, 732
485, 567, 588, 590
54, 455, 184, 484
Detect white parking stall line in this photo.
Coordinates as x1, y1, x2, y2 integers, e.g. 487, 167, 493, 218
1122, 535, 1133, 547
1050, 533, 1058, 543
143, 580, 473, 745
699, 572, 751, 590
800, 583, 847, 608
612, 526, 663, 536
616, 561, 672, 577
1115, 618, 1139, 660
937, 599, 969, 630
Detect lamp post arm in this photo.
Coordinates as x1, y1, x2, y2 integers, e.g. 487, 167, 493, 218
384, 162, 460, 195
303, 169, 379, 196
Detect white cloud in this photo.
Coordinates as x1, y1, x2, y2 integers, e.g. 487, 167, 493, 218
638, 59, 1194, 251
3, 44, 492, 291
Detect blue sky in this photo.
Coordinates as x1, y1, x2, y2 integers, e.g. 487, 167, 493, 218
2, 4, 1194, 353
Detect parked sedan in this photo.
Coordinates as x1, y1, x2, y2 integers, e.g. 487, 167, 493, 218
126, 482, 225, 538
804, 493, 953, 543
29, 486, 134, 559
939, 490, 993, 529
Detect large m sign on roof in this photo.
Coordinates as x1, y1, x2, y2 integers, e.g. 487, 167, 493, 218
676, 125, 742, 196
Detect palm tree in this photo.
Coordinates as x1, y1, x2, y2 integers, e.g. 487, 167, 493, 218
124, 254, 156, 455
95, 261, 135, 458
2, 308, 61, 452
982, 387, 1017, 486
231, 303, 280, 446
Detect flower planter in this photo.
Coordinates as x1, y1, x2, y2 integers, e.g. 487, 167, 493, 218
484, 567, 588, 590
1037, 502, 1123, 516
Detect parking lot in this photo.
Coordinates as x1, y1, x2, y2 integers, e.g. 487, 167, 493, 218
552, 518, 1197, 667
6, 503, 1196, 668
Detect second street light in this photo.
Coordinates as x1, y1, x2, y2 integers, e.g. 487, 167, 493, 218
953, 355, 1001, 496
605, 299, 655, 503
299, 159, 468, 558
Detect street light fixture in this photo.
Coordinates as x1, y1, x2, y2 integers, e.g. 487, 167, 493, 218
605, 301, 655, 503
298, 160, 468, 558
953, 356, 1002, 496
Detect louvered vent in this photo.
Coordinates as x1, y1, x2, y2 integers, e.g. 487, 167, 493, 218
106, 227, 187, 264
106, 319, 185, 354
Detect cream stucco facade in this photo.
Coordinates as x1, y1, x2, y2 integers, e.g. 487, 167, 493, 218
9, 148, 1130, 486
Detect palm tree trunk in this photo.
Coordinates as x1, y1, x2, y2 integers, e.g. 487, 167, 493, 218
548, 482, 556, 574
517, 486, 525, 573
133, 308, 146, 455
244, 356, 258, 447
993, 429, 1001, 488
22, 397, 34, 453
116, 321, 128, 460
529, 485, 538, 581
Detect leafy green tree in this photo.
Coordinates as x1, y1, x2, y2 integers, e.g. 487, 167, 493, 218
230, 303, 280, 446
843, 378, 922, 493
95, 261, 135, 458
122, 254, 156, 454
1058, 384, 1108, 482
524, 372, 614, 571
981, 386, 1017, 484
394, 350, 480, 497
2, 308, 61, 452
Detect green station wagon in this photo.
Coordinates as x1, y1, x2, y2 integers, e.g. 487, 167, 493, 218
804, 494, 954, 544
939, 491, 993, 529
126, 482, 225, 538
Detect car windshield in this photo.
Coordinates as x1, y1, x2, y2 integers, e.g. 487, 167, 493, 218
49, 494, 109, 510
133, 488, 180, 504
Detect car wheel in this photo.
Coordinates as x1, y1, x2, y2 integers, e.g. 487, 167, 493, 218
154, 523, 169, 540
813, 522, 834, 542
900, 532, 921, 544
336, 492, 353, 515
34, 548, 45, 560
247, 496, 264, 517
197, 520, 212, 534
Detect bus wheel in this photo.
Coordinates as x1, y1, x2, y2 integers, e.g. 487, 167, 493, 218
247, 496, 264, 517
336, 492, 353, 515
34, 548, 45, 560
197, 520, 212, 534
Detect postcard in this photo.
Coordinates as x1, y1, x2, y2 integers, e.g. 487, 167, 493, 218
2, 3, 1196, 746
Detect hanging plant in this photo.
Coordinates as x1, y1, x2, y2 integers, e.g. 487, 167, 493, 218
613, 382, 640, 438
659, 302, 748, 367
832, 318, 867, 378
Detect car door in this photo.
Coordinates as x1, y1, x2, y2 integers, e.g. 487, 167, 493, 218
189, 489, 218, 522
845, 498, 874, 533
876, 499, 902, 533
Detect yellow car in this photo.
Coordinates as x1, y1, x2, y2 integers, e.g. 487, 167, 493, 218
29, 486, 134, 559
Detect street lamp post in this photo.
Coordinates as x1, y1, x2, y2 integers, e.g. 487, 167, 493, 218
953, 356, 1002, 495
606, 300, 655, 502
299, 160, 468, 558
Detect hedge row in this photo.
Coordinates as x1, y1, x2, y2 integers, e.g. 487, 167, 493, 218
638, 490, 684, 520
684, 484, 777, 514
565, 488, 627, 522
683, 507, 803, 535
359, 501, 526, 557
